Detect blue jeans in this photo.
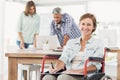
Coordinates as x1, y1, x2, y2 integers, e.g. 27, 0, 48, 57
16, 41, 32, 49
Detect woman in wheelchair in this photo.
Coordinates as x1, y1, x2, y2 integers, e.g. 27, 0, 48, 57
42, 13, 104, 80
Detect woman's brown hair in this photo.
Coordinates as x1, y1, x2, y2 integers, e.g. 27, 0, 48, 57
80, 13, 97, 33
24, 1, 36, 16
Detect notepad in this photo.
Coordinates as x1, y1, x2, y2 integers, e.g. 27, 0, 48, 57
53, 49, 63, 52
41, 69, 83, 76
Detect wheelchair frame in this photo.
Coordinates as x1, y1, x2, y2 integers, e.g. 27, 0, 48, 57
40, 49, 112, 80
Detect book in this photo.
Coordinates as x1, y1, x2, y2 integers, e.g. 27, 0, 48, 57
41, 69, 83, 76
53, 49, 63, 52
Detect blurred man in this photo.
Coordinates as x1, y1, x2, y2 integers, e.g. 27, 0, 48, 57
50, 7, 81, 48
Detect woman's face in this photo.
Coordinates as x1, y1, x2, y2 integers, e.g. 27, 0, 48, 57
80, 18, 94, 36
29, 6, 35, 15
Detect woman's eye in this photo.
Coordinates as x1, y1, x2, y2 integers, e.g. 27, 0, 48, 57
82, 23, 85, 25
87, 23, 91, 26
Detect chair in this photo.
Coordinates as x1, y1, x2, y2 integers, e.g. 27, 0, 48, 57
81, 48, 112, 80
40, 48, 112, 80
20, 64, 41, 80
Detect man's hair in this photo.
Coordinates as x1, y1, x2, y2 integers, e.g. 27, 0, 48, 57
24, 0, 36, 16
52, 7, 62, 14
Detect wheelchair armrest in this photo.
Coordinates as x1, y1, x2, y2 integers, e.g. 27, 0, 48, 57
89, 57, 104, 62
84, 57, 104, 77
41, 55, 59, 73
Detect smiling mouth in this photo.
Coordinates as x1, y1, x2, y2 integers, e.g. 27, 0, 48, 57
82, 30, 89, 32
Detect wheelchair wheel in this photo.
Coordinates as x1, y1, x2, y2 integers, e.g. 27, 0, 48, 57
100, 75, 112, 80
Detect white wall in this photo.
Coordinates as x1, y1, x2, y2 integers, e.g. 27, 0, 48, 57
0, 0, 5, 53
88, 1, 120, 22
88, 1, 120, 47
34, 0, 87, 5
0, 0, 5, 77
4, 2, 24, 47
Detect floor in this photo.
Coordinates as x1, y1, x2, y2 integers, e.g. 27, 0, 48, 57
0, 52, 117, 80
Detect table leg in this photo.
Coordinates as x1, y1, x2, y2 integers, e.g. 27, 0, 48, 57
8, 57, 18, 80
117, 51, 120, 80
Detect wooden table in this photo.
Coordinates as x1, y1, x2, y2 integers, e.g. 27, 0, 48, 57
5, 48, 61, 80
108, 47, 120, 80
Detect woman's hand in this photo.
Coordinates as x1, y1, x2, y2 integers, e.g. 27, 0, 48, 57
33, 42, 36, 48
20, 41, 25, 49
49, 60, 65, 74
57, 47, 63, 49
49, 66, 58, 74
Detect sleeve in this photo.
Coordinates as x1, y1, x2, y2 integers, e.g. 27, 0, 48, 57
64, 13, 73, 36
50, 21, 56, 35
89, 39, 104, 70
36, 15, 40, 34
17, 12, 23, 32
59, 39, 74, 64
92, 40, 104, 58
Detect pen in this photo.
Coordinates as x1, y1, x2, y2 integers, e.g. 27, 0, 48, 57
51, 62, 54, 69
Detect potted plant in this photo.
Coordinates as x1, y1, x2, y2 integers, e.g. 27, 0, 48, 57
42, 40, 49, 50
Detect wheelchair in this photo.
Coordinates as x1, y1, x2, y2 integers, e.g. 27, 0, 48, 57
40, 48, 112, 80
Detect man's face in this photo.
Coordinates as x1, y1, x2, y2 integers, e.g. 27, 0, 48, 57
53, 14, 62, 24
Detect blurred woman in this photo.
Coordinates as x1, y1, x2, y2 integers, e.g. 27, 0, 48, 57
16, 1, 40, 80
17, 0, 40, 49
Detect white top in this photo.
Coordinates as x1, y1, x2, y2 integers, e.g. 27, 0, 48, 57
17, 12, 40, 44
71, 51, 83, 69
